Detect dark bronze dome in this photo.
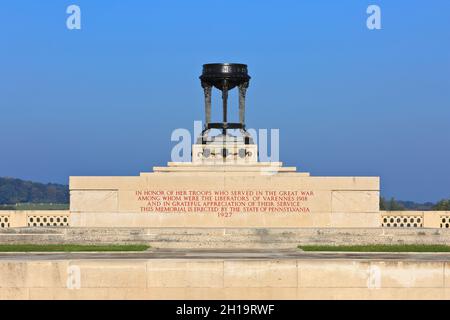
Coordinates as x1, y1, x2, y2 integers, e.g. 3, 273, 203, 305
200, 63, 250, 91
199, 63, 252, 145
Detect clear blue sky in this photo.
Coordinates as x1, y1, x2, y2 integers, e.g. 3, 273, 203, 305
1, 0, 449, 202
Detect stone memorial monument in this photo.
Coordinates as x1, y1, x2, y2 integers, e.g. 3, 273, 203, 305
194, 63, 256, 163
69, 63, 380, 228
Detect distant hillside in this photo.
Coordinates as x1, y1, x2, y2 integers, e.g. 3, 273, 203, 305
0, 177, 69, 205
380, 197, 450, 211
396, 200, 435, 211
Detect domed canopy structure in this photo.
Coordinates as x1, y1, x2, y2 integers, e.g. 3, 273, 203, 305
199, 63, 252, 144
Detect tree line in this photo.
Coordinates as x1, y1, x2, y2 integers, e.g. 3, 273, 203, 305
0, 177, 69, 205
380, 197, 450, 211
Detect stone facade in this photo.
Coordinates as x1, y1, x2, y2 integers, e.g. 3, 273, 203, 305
69, 160, 380, 228
1, 257, 450, 299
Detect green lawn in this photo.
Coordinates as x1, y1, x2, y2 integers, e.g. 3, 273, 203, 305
0, 244, 150, 252
298, 244, 450, 252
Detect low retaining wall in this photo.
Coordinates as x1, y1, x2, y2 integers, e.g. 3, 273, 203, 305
1, 258, 450, 299
1, 210, 450, 229
1, 227, 450, 248
382, 211, 450, 228
0, 211, 69, 228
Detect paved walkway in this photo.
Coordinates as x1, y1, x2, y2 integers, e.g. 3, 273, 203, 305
1, 249, 450, 261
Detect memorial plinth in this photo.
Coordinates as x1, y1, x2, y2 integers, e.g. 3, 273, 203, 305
69, 64, 380, 228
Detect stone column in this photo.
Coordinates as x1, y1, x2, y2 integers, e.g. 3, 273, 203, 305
222, 80, 228, 135
202, 82, 212, 126
238, 82, 249, 126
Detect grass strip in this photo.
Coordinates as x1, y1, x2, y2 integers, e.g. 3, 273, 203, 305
0, 244, 150, 252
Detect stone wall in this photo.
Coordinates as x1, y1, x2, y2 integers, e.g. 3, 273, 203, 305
1, 210, 450, 230
0, 211, 69, 228
1, 258, 450, 299
1, 227, 450, 248
69, 172, 381, 228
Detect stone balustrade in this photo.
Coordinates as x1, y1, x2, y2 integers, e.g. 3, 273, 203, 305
1, 210, 450, 230
0, 211, 69, 228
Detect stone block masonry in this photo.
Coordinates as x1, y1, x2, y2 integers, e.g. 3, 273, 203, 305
1, 257, 450, 300
2, 226, 450, 249
69, 162, 381, 228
